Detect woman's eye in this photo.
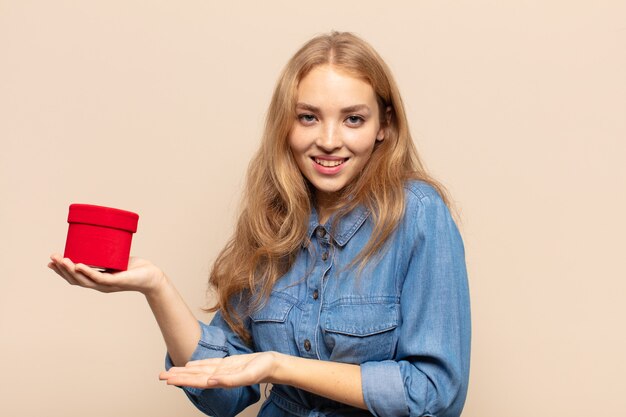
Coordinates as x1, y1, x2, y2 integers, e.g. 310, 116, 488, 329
298, 114, 317, 124
346, 115, 364, 126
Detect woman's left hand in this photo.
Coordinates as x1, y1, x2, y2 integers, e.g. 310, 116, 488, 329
161, 352, 367, 409
159, 352, 279, 389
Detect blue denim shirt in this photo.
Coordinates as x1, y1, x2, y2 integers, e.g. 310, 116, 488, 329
166, 181, 471, 417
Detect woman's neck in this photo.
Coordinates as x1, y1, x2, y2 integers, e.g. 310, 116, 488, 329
315, 191, 337, 224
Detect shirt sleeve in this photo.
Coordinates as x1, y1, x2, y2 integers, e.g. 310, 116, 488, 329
361, 189, 471, 417
165, 311, 260, 417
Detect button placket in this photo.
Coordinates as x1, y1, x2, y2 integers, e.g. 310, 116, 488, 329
313, 244, 333, 360
300, 225, 333, 360
298, 234, 320, 359
319, 231, 331, 262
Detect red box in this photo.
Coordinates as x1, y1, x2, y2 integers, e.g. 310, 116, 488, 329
63, 204, 139, 271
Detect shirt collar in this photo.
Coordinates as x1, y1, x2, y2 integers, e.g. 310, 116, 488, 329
306, 204, 370, 247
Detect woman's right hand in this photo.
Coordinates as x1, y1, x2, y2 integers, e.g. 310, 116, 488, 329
48, 254, 166, 296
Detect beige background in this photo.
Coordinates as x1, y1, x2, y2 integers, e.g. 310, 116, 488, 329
1, 1, 625, 416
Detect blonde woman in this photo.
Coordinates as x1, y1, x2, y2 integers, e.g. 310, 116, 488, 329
49, 32, 471, 417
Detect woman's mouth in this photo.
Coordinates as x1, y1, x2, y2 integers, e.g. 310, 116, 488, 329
314, 157, 347, 167
311, 157, 348, 175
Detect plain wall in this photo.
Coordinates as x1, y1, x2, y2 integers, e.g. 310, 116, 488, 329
1, 1, 625, 416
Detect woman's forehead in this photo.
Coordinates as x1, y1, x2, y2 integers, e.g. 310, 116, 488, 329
296, 65, 377, 109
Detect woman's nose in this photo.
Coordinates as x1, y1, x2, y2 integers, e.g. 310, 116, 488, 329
315, 123, 342, 151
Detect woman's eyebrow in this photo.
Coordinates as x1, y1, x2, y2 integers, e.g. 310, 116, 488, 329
295, 103, 320, 112
340, 104, 371, 114
295, 102, 371, 114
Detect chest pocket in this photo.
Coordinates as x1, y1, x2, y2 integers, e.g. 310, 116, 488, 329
250, 292, 296, 355
322, 302, 399, 363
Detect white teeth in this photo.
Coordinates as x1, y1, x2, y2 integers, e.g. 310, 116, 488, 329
315, 158, 345, 167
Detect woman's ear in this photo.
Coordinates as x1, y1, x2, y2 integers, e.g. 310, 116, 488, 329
376, 106, 392, 141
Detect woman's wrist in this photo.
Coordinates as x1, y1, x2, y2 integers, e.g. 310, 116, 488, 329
268, 351, 292, 385
143, 270, 169, 299
265, 353, 366, 409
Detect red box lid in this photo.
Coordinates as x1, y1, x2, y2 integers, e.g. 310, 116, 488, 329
67, 204, 139, 233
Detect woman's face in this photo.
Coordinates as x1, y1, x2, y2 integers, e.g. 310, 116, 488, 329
289, 65, 384, 207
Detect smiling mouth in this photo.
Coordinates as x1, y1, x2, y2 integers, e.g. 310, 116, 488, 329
313, 157, 348, 167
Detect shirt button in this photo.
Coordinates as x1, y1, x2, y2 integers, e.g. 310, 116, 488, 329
316, 227, 326, 238
312, 289, 319, 300
304, 339, 311, 351
321, 251, 329, 261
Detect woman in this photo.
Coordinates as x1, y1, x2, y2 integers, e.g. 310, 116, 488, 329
49, 31, 470, 417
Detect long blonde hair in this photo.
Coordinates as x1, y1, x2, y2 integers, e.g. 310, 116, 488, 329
207, 31, 449, 343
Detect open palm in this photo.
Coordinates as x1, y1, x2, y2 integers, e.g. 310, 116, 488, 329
160, 352, 278, 389
48, 254, 165, 295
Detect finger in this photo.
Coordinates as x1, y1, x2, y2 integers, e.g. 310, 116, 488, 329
158, 371, 172, 380
51, 260, 82, 286
48, 256, 113, 291
61, 260, 95, 286
74, 263, 111, 284
76, 264, 134, 290
166, 365, 219, 376
58, 258, 108, 289
161, 373, 217, 389
50, 253, 64, 263
48, 262, 67, 278
48, 261, 60, 273
48, 255, 68, 275
49, 254, 68, 271
60, 257, 77, 273
48, 262, 78, 286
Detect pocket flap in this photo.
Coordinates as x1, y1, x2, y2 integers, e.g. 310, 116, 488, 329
250, 293, 295, 323
324, 303, 399, 337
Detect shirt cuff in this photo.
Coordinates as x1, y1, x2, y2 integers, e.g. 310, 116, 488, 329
164, 320, 230, 397
361, 360, 409, 417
